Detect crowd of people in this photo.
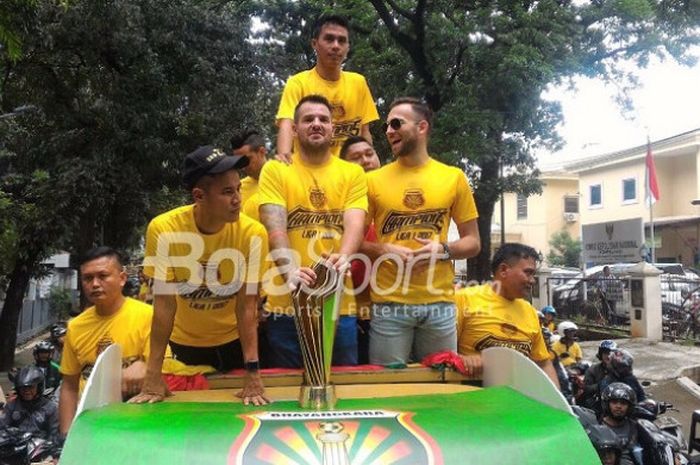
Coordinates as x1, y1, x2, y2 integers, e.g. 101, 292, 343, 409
0, 14, 658, 463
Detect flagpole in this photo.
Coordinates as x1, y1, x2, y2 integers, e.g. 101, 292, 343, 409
646, 134, 656, 263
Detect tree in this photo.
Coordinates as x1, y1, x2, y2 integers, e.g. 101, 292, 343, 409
256, 0, 699, 279
0, 0, 265, 369
547, 230, 581, 268
0, 0, 38, 60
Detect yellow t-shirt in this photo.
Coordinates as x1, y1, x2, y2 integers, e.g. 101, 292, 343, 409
551, 340, 583, 367
240, 176, 258, 205
143, 205, 269, 347
455, 284, 552, 363
258, 156, 367, 315
60, 298, 153, 381
367, 158, 478, 304
243, 192, 261, 222
276, 68, 379, 157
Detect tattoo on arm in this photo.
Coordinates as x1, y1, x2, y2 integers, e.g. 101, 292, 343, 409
260, 204, 287, 235
260, 204, 294, 274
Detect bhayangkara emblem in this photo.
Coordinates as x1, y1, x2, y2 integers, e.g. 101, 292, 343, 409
229, 410, 443, 465
310, 187, 327, 209
402, 189, 425, 210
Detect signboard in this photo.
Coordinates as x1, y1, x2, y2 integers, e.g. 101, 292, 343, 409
582, 218, 644, 266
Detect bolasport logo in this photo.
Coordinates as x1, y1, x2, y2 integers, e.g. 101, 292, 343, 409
141, 232, 484, 298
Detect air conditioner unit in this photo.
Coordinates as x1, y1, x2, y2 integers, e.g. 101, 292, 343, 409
563, 212, 578, 223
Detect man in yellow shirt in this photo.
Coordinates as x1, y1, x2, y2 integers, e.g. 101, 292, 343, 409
59, 247, 156, 436
339, 135, 381, 172
552, 321, 583, 367
361, 97, 480, 366
455, 243, 560, 385
259, 94, 367, 367
231, 129, 268, 221
131, 145, 269, 406
275, 15, 379, 160
340, 135, 380, 364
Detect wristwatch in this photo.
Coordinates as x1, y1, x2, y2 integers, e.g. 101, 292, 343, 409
441, 242, 451, 260
244, 360, 260, 373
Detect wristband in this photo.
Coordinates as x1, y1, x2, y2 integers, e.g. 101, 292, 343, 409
244, 360, 260, 372
441, 242, 451, 260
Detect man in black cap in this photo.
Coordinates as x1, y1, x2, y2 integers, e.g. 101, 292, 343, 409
131, 146, 270, 405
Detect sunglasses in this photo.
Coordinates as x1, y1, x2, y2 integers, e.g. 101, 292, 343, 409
382, 118, 409, 132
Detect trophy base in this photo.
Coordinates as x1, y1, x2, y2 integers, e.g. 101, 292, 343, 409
299, 384, 337, 410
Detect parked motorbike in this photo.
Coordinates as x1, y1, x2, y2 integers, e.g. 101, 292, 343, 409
0, 428, 60, 465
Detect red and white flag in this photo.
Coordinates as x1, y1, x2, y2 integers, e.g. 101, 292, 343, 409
645, 139, 660, 206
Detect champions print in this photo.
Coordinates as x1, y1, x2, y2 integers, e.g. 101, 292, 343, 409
287, 207, 344, 232
380, 209, 448, 236
474, 335, 532, 357
229, 410, 443, 465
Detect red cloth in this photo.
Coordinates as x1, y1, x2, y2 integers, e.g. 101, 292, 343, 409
350, 225, 377, 288
164, 374, 210, 391
421, 351, 469, 376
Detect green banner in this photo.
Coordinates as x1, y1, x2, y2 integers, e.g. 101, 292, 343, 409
61, 387, 599, 465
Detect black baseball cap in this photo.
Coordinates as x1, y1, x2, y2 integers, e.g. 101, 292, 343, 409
182, 145, 249, 189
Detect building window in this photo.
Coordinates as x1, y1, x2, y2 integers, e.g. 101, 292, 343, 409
589, 184, 602, 208
517, 194, 527, 220
564, 195, 579, 213
622, 177, 637, 203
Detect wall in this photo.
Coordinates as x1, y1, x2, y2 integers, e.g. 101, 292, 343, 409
494, 177, 579, 259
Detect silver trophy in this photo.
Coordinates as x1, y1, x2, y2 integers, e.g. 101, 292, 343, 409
292, 260, 344, 410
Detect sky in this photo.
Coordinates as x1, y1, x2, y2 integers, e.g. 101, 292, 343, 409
538, 48, 700, 170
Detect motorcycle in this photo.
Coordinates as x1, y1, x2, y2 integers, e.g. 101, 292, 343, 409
566, 361, 590, 404
572, 403, 699, 465
0, 427, 60, 465
634, 399, 697, 465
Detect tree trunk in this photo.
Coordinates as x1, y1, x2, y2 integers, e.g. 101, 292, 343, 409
468, 196, 495, 282
467, 157, 502, 282
0, 259, 35, 370
76, 213, 97, 310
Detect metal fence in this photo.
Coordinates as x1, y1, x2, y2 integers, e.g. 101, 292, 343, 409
544, 273, 700, 342
659, 277, 700, 341
546, 276, 632, 328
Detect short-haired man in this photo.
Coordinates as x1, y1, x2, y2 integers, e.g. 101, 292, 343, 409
131, 146, 269, 405
454, 243, 559, 385
362, 97, 480, 366
339, 135, 380, 172
231, 130, 268, 221
339, 135, 380, 364
276, 15, 379, 160
259, 94, 367, 367
59, 247, 156, 436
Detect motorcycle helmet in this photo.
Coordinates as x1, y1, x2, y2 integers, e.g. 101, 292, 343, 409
50, 323, 67, 339
601, 382, 636, 418
541, 306, 557, 316
537, 310, 545, 320
608, 349, 634, 378
597, 340, 617, 361
557, 320, 578, 338
14, 366, 45, 401
33, 340, 54, 357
